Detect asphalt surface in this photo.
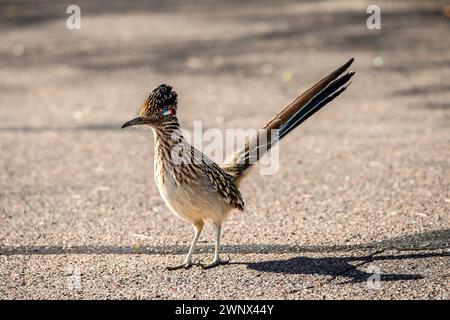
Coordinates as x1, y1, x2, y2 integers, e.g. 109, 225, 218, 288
0, 0, 449, 299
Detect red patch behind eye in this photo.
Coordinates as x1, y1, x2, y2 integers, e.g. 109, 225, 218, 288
162, 106, 175, 116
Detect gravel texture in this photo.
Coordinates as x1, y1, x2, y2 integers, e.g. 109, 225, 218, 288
0, 0, 449, 299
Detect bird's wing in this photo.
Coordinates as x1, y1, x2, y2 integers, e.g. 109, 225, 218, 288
204, 161, 244, 211
192, 146, 244, 211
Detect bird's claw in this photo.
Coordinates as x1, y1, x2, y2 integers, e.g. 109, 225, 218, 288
201, 255, 231, 269
166, 257, 204, 270
166, 261, 193, 271
192, 258, 204, 266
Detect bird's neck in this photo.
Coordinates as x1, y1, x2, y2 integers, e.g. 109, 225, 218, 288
152, 118, 184, 165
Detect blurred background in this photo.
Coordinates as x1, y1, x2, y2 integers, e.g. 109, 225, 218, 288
0, 0, 449, 299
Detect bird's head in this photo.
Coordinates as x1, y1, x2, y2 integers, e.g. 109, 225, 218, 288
121, 84, 178, 129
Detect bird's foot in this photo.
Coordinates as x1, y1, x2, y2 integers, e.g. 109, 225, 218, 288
166, 262, 192, 271
166, 259, 202, 271
201, 255, 230, 269
166, 263, 192, 271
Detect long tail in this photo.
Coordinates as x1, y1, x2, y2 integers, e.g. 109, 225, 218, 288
222, 58, 355, 183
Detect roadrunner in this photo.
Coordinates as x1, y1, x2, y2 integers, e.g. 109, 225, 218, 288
122, 58, 355, 269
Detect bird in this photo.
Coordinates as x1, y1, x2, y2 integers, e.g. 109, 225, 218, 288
121, 58, 355, 269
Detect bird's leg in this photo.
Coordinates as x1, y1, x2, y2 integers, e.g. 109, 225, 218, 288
167, 221, 203, 270
201, 224, 230, 269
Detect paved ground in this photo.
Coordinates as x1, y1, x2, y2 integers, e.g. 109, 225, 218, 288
0, 0, 449, 299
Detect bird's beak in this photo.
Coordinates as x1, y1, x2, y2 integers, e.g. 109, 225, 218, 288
121, 116, 145, 129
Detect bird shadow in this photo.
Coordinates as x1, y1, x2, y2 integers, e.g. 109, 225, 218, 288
236, 229, 450, 283
0, 229, 448, 284
242, 251, 446, 284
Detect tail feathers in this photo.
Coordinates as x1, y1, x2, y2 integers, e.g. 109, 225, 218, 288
263, 58, 354, 131
222, 58, 355, 182
279, 71, 354, 139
